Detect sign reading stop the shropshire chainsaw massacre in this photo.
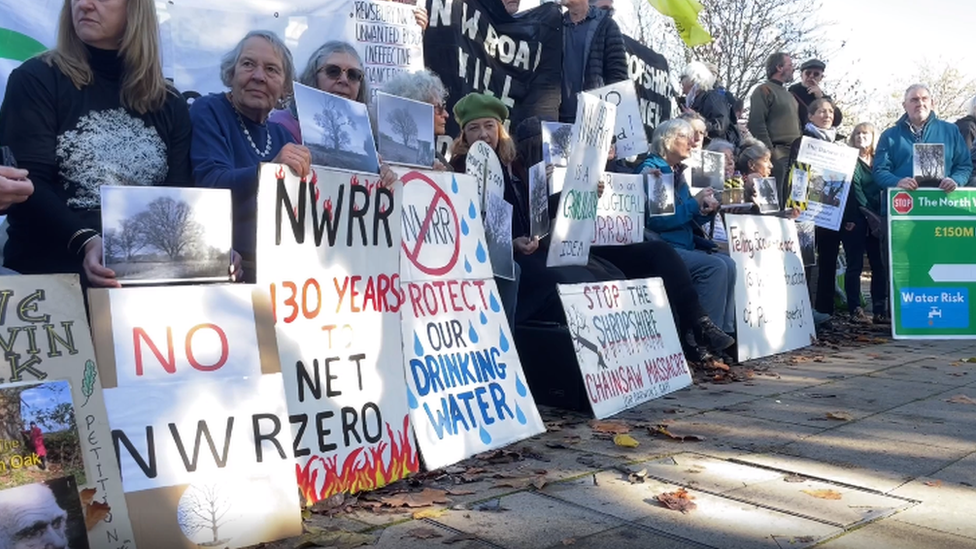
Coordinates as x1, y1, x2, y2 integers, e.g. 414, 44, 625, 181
556, 278, 691, 419
397, 169, 545, 470
256, 164, 418, 503
889, 188, 976, 339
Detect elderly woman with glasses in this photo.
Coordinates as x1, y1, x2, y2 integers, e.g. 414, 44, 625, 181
381, 69, 451, 168
189, 30, 312, 281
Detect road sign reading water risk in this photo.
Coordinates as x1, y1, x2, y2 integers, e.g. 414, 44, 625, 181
889, 189, 976, 338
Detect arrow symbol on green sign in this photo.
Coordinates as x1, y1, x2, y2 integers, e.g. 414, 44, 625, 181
929, 264, 976, 283
0, 28, 47, 62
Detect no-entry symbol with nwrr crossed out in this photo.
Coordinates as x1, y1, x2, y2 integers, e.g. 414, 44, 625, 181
401, 171, 461, 276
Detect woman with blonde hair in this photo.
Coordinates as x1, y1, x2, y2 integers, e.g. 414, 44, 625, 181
0, 0, 193, 287
845, 122, 888, 324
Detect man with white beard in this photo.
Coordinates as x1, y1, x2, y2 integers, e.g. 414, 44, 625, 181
0, 483, 70, 549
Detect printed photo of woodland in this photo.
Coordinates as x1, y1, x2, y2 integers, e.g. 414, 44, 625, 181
376, 92, 435, 168
294, 83, 380, 174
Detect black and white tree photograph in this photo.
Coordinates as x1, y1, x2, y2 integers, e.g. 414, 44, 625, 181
913, 143, 945, 186
797, 220, 816, 267
755, 177, 780, 212
807, 168, 846, 207
100, 186, 232, 284
646, 172, 675, 216
528, 161, 550, 238
692, 150, 725, 190
294, 83, 380, 174
484, 191, 515, 281
542, 122, 573, 167
177, 483, 234, 547
376, 91, 435, 168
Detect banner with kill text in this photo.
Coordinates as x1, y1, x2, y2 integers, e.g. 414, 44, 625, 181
397, 169, 545, 469
256, 164, 418, 503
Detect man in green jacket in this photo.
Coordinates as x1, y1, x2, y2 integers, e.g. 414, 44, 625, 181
747, 52, 801, 207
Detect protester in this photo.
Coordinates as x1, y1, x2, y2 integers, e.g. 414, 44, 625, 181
0, 0, 192, 287
380, 69, 451, 168
747, 52, 800, 204
558, 0, 627, 123
639, 119, 737, 343
679, 112, 708, 151
846, 122, 888, 324
954, 95, 976, 186
0, 167, 33, 211
789, 59, 843, 129
448, 93, 532, 328
873, 84, 971, 192
503, 0, 521, 14
189, 30, 311, 281
680, 61, 740, 145
27, 421, 48, 470
736, 139, 772, 203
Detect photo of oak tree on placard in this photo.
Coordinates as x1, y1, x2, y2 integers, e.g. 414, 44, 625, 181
294, 83, 380, 173
693, 150, 724, 190
646, 172, 675, 216
528, 161, 550, 238
756, 177, 780, 212
377, 92, 435, 168
542, 121, 573, 167
913, 143, 945, 186
797, 220, 816, 267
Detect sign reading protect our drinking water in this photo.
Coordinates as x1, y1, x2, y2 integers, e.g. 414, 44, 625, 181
889, 189, 976, 339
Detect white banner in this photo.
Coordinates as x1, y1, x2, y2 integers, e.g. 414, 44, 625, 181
584, 80, 648, 158
556, 278, 692, 419
592, 173, 645, 246
399, 169, 544, 469
547, 94, 616, 266
726, 214, 816, 360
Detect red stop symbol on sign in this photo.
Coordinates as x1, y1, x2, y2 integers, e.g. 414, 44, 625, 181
893, 192, 913, 215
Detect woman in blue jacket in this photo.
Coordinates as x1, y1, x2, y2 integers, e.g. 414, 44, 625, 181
638, 119, 737, 337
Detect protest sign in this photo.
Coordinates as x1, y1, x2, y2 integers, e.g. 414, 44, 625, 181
548, 94, 616, 267
913, 144, 945, 186
377, 91, 436, 168
399, 169, 544, 469
0, 275, 135, 549
425, 0, 563, 136
584, 80, 648, 158
751, 176, 780, 213
646, 172, 675, 216
690, 150, 725, 191
726, 214, 816, 360
255, 164, 418, 503
622, 35, 672, 140
465, 141, 506, 213
556, 279, 692, 419
888, 189, 976, 338
88, 285, 301, 548
528, 161, 550, 238
294, 84, 381, 174
593, 173, 645, 246
542, 122, 573, 167
485, 191, 516, 280
794, 137, 858, 230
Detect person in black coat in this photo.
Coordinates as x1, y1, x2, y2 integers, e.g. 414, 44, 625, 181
679, 61, 740, 146
788, 59, 843, 130
954, 96, 976, 186
558, 0, 628, 122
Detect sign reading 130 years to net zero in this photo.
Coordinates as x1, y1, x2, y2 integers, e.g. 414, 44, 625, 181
889, 188, 976, 338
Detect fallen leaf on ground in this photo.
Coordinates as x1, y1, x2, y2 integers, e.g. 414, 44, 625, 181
405, 527, 443, 540
293, 527, 373, 549
576, 454, 601, 467
629, 468, 648, 483
792, 536, 816, 543
613, 434, 640, 448
801, 489, 842, 500
413, 508, 449, 520
80, 488, 96, 507
947, 395, 976, 405
84, 500, 111, 531
310, 492, 349, 514
445, 488, 476, 496
826, 411, 854, 421
477, 449, 523, 463
657, 488, 697, 513
783, 474, 807, 483
589, 420, 631, 434
924, 480, 943, 487
561, 538, 576, 545
442, 533, 479, 544
951, 362, 961, 367
650, 425, 706, 442
379, 488, 450, 508
964, 357, 976, 363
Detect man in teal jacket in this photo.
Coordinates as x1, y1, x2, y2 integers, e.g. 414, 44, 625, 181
873, 84, 972, 192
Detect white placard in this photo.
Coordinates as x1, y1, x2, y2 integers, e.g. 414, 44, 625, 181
584, 80, 648, 158
795, 166, 853, 231
465, 141, 506, 213
528, 161, 550, 238
557, 278, 693, 419
726, 214, 816, 360
795, 136, 859, 174
592, 173, 645, 246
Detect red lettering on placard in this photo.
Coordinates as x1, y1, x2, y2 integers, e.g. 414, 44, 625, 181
134, 327, 175, 376
185, 323, 229, 372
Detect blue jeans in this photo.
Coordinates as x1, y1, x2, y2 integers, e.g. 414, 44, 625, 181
495, 262, 521, 332
674, 247, 737, 332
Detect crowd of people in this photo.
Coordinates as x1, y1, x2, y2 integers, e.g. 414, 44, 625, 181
0, 0, 970, 368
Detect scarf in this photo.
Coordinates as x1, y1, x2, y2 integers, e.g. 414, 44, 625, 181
804, 122, 836, 143
685, 84, 699, 109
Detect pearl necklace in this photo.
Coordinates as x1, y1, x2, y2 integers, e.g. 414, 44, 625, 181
235, 110, 272, 158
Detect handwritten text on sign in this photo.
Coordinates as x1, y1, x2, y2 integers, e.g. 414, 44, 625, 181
726, 214, 815, 360
592, 173, 645, 246
556, 278, 692, 419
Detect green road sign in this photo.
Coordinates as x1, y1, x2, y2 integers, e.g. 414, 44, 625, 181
889, 188, 976, 339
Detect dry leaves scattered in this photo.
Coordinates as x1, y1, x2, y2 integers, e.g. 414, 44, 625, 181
656, 488, 697, 513
293, 527, 373, 549
801, 489, 843, 500
613, 433, 640, 448
947, 395, 976, 405
924, 480, 943, 487
443, 533, 479, 544
404, 527, 443, 540
650, 424, 706, 442
826, 411, 854, 421
80, 488, 111, 531
377, 488, 450, 508
589, 420, 631, 434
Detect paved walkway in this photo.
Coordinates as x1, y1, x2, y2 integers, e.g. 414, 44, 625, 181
267, 336, 976, 549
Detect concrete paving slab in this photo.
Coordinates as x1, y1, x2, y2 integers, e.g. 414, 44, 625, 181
927, 452, 976, 487
787, 376, 954, 412
647, 411, 827, 455
865, 358, 976, 387
729, 394, 878, 428
885, 391, 976, 423
647, 384, 763, 412
374, 520, 496, 548
696, 373, 831, 397
545, 525, 713, 549
815, 413, 976, 453
637, 453, 784, 493
432, 491, 623, 549
889, 477, 976, 539
817, 519, 976, 549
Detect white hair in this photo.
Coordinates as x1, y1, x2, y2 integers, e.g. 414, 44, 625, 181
679, 61, 716, 92
220, 30, 296, 102
0, 483, 68, 549
650, 118, 694, 157
903, 83, 931, 102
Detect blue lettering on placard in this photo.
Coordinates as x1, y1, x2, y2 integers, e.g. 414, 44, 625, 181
900, 288, 969, 329
422, 381, 513, 439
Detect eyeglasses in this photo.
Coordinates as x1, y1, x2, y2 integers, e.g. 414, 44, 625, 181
803, 70, 823, 78
434, 103, 448, 115
318, 64, 364, 83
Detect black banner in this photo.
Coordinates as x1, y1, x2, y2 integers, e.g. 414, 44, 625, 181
424, 0, 563, 138
622, 35, 672, 141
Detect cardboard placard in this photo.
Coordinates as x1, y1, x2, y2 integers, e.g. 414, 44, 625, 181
793, 137, 858, 230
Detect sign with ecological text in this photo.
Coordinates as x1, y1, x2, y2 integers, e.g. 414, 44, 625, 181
256, 164, 418, 503
398, 169, 545, 470
592, 173, 645, 246
726, 214, 816, 360
889, 188, 976, 339
556, 278, 692, 419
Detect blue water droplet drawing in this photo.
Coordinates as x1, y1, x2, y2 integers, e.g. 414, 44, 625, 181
476, 241, 487, 262
464, 257, 472, 273
451, 176, 459, 194
413, 332, 424, 356
468, 321, 480, 344
480, 311, 488, 325
499, 327, 510, 352
516, 404, 527, 425
407, 387, 419, 410
479, 425, 492, 444
515, 374, 527, 398
468, 201, 478, 219
461, 218, 469, 235
489, 292, 501, 313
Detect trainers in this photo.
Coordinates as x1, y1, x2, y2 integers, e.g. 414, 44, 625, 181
850, 307, 872, 324
873, 313, 891, 325
698, 316, 735, 353
813, 310, 832, 325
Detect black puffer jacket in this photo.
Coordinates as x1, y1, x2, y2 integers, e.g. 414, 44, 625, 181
691, 87, 741, 146
581, 9, 628, 91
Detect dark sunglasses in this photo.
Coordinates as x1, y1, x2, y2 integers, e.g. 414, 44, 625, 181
434, 103, 448, 114
318, 64, 364, 82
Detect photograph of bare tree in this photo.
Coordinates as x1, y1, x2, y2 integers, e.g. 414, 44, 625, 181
692, 150, 725, 190
913, 143, 945, 186
755, 177, 780, 212
100, 186, 232, 284
376, 91, 434, 168
178, 483, 234, 547
528, 161, 550, 238
806, 168, 846, 208
293, 83, 380, 174
484, 191, 515, 281
646, 172, 675, 216
542, 122, 573, 167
